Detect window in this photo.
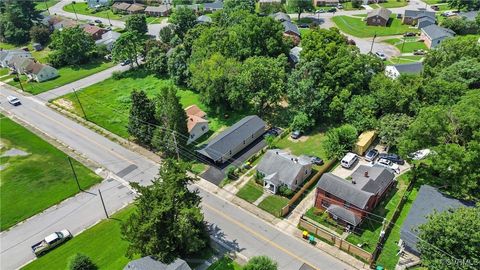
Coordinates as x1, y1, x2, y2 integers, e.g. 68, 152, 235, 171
305, 169, 308, 175
190, 134, 194, 139
321, 200, 330, 208
201, 126, 206, 131
243, 140, 245, 145
344, 202, 351, 209
229, 150, 232, 155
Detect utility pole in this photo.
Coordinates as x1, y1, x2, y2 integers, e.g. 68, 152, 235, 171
106, 12, 112, 26
72, 1, 79, 21
43, 0, 50, 15
98, 189, 109, 219
68, 156, 82, 191
15, 73, 24, 91
370, 33, 377, 53
399, 37, 406, 64
172, 131, 180, 160
72, 88, 88, 121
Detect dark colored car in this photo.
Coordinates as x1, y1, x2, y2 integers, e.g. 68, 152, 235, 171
94, 19, 102, 24
120, 59, 131, 66
365, 149, 379, 162
291, 130, 302, 139
310, 156, 324, 165
378, 153, 405, 165
264, 128, 280, 138
328, 7, 336, 13
403, 32, 416, 37
431, 5, 439, 11
298, 23, 309, 28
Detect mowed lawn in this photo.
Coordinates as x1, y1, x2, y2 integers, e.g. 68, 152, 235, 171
387, 55, 424, 65
8, 60, 115, 95
258, 195, 289, 217
370, 0, 408, 8
34, 0, 59, 12
63, 2, 124, 20
23, 206, 136, 270
383, 38, 428, 53
236, 181, 264, 203
207, 256, 243, 270
332, 15, 418, 37
0, 116, 102, 231
53, 69, 249, 139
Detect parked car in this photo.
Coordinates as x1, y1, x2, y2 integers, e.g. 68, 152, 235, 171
337, 4, 343, 9
94, 19, 102, 24
120, 59, 131, 66
375, 51, 387, 61
316, 9, 326, 14
310, 156, 324, 166
291, 130, 302, 139
396, 13, 402, 19
408, 149, 432, 160
378, 153, 405, 165
7, 96, 21, 106
298, 23, 309, 28
413, 49, 426, 55
365, 149, 379, 162
442, 11, 455, 17
403, 32, 416, 37
431, 5, 439, 11
328, 7, 336, 12
31, 229, 72, 256
341, 152, 358, 169
375, 158, 400, 173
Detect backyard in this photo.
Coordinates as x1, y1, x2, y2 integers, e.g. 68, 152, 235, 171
52, 68, 249, 140
7, 60, 115, 95
63, 2, 124, 21
34, 0, 59, 12
383, 38, 428, 53
332, 15, 419, 37
0, 116, 102, 231
23, 206, 136, 270
207, 256, 243, 270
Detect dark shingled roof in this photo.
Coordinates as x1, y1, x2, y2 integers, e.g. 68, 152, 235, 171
400, 185, 474, 255
197, 115, 265, 162
351, 165, 395, 195
367, 7, 392, 21
394, 62, 423, 74
257, 149, 311, 187
204, 1, 223, 10
327, 205, 361, 226
421, 24, 455, 40
282, 21, 300, 36
317, 173, 372, 209
124, 257, 191, 270
270, 12, 291, 22
404, 10, 435, 20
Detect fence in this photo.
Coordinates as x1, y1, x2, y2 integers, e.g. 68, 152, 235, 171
280, 159, 337, 217
299, 216, 374, 263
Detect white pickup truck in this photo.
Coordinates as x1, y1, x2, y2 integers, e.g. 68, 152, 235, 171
31, 229, 72, 256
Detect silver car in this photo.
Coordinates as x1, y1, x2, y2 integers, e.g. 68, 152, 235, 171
7, 96, 21, 106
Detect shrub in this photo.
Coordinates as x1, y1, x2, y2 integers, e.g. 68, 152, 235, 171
278, 185, 294, 198
68, 253, 97, 270
30, 25, 51, 45
112, 70, 128, 80
226, 166, 237, 180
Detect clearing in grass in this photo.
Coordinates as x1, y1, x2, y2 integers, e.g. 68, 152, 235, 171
0, 116, 102, 231
332, 15, 418, 38
383, 38, 428, 53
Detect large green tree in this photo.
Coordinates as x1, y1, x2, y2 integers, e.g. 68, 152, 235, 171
167, 45, 190, 85
128, 90, 157, 147
223, 0, 256, 13
0, 0, 40, 44
377, 114, 413, 148
122, 160, 208, 263
169, 6, 197, 38
244, 256, 278, 270
48, 26, 96, 67
300, 28, 348, 63
112, 31, 144, 67
446, 0, 480, 11
417, 207, 480, 270
151, 87, 189, 158
146, 47, 168, 76
323, 124, 358, 159
287, 0, 313, 20
343, 95, 378, 131
125, 14, 148, 35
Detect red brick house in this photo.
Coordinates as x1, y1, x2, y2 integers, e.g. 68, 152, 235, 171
315, 165, 395, 227
366, 8, 392, 27
82, 25, 107, 41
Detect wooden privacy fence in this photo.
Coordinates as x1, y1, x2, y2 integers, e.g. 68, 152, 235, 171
299, 216, 374, 263
280, 159, 337, 217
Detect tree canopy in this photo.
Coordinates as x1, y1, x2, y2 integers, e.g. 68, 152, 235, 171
244, 256, 278, 270
323, 124, 358, 159
169, 6, 197, 38
128, 90, 157, 147
48, 26, 96, 67
0, 0, 40, 44
125, 14, 148, 35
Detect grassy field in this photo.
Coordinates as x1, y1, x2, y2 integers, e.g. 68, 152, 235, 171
53, 68, 249, 140
345, 173, 410, 253
370, 0, 408, 8
0, 116, 102, 231
258, 195, 289, 217
63, 2, 124, 21
207, 256, 243, 270
0, 68, 9, 76
387, 55, 424, 65
0, 42, 20, 50
383, 38, 428, 53
275, 129, 328, 169
23, 206, 136, 270
332, 15, 418, 37
8, 60, 115, 95
236, 181, 264, 203
34, 0, 59, 12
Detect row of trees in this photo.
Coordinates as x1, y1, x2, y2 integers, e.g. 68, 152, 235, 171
0, 0, 41, 44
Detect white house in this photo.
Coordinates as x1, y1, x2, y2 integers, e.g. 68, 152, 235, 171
24, 62, 59, 82
257, 149, 313, 194
385, 62, 423, 79
0, 50, 32, 68
87, 0, 110, 9
95, 31, 121, 51
185, 105, 209, 145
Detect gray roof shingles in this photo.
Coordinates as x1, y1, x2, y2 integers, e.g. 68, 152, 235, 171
317, 173, 373, 209
327, 205, 362, 226
257, 149, 311, 187
404, 10, 435, 20
367, 7, 392, 20
124, 257, 191, 270
393, 62, 423, 74
421, 24, 455, 40
282, 21, 300, 36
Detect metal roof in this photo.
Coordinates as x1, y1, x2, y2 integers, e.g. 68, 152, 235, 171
393, 62, 423, 74
257, 149, 311, 188
327, 205, 361, 226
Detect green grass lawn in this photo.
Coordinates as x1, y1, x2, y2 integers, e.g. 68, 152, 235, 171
63, 2, 124, 21
34, 0, 59, 12
370, 0, 408, 8
332, 15, 418, 37
0, 116, 102, 231
376, 182, 419, 269
305, 207, 344, 234
258, 195, 289, 217
0, 42, 20, 50
207, 256, 243, 270
8, 60, 115, 95
345, 174, 410, 253
422, 0, 443, 4
383, 38, 428, 53
236, 181, 264, 203
342, 2, 364, 11
22, 206, 136, 270
146, 16, 165, 24
53, 68, 249, 140
387, 55, 424, 65
0, 68, 9, 76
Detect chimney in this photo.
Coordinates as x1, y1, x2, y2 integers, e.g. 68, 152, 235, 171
190, 117, 193, 121
352, 180, 356, 184
276, 151, 278, 154
364, 171, 369, 177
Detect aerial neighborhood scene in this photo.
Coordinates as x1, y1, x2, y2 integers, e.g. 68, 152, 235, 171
1, 0, 479, 270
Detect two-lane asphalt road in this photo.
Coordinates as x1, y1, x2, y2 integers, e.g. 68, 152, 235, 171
0, 87, 354, 270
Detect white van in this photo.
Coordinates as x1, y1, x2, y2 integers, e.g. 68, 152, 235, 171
341, 152, 358, 169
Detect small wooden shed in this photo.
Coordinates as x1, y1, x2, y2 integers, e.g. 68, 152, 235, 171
354, 130, 377, 155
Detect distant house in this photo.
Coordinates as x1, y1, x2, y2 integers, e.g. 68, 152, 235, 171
95, 30, 121, 51
127, 3, 146, 14
403, 10, 436, 29
145, 5, 172, 17
315, 165, 395, 227
87, 0, 110, 9
185, 105, 209, 145
400, 185, 474, 256
270, 12, 291, 22
124, 257, 191, 270
197, 15, 212, 24
112, 2, 131, 13
259, 0, 283, 9
197, 115, 266, 163
420, 24, 455, 48
10, 56, 34, 74
459, 10, 479, 21
24, 61, 59, 82
51, 18, 78, 30
314, 0, 339, 6
385, 62, 423, 79
289, 46, 302, 65
81, 24, 108, 40
282, 21, 301, 44
257, 149, 312, 194
0, 49, 32, 68
204, 1, 224, 12
366, 8, 392, 27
